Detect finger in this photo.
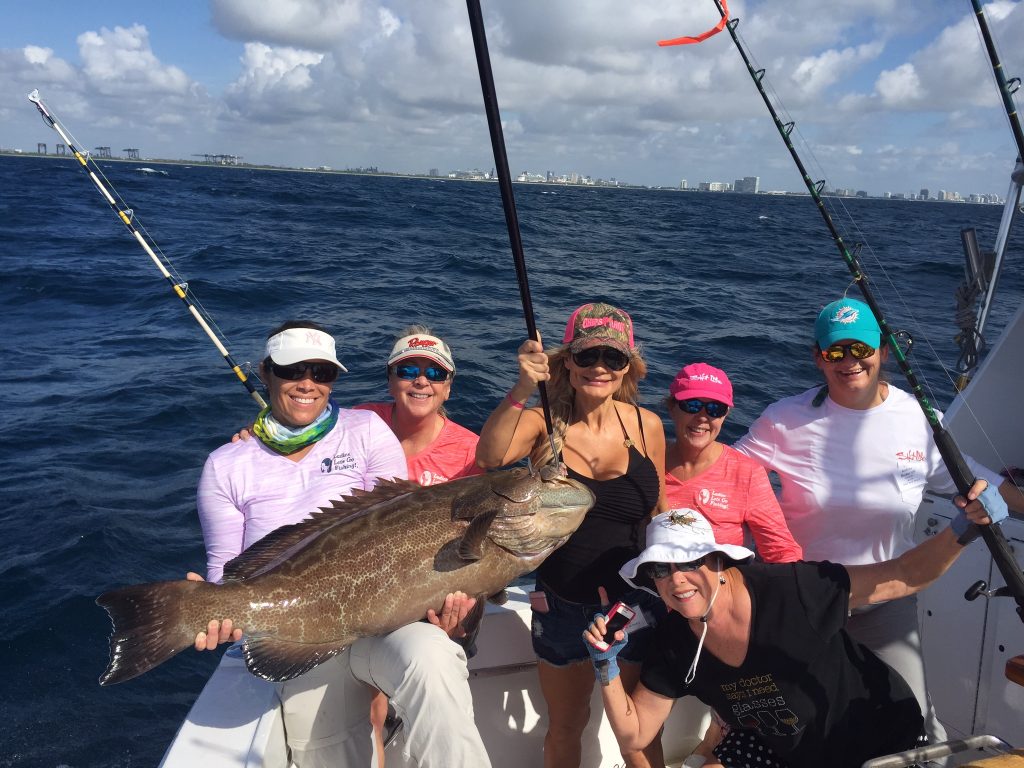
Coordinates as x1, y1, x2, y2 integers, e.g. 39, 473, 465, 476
206, 620, 220, 651
425, 608, 440, 626
218, 619, 234, 643
232, 628, 243, 642
597, 586, 610, 607
194, 632, 207, 652
185, 571, 205, 582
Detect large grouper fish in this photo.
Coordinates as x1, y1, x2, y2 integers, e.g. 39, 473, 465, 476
97, 465, 594, 685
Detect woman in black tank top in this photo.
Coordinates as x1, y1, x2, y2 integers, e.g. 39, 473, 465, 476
477, 302, 667, 768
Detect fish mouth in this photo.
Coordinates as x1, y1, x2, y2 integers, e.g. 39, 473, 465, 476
482, 468, 594, 557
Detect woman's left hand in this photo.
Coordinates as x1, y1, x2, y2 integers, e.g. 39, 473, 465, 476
952, 478, 1009, 536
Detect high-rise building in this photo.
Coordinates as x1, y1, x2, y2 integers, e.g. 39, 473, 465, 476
680, 179, 688, 190
919, 188, 929, 200
733, 176, 760, 194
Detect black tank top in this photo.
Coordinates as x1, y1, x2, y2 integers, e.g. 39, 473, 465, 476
538, 405, 660, 604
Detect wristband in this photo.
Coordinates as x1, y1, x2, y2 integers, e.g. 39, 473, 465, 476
505, 392, 526, 410
584, 615, 628, 686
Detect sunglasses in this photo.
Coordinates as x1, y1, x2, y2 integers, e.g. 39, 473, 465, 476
269, 361, 339, 384
641, 556, 708, 580
571, 346, 631, 371
675, 399, 729, 418
819, 341, 876, 363
391, 363, 451, 382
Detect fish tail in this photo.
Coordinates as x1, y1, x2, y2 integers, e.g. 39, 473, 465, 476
95, 579, 214, 686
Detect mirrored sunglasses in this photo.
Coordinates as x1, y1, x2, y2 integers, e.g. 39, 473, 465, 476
820, 341, 876, 363
391, 363, 451, 382
641, 556, 708, 580
676, 399, 729, 418
269, 361, 339, 384
571, 346, 630, 371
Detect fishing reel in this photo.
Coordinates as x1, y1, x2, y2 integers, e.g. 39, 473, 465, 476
964, 579, 1013, 602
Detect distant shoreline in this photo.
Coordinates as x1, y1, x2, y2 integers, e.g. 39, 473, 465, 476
0, 150, 1000, 203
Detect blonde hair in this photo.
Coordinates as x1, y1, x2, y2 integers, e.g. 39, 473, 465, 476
529, 344, 648, 466
391, 323, 449, 418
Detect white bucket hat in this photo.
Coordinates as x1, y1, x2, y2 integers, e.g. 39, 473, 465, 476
620, 509, 754, 596
265, 327, 346, 370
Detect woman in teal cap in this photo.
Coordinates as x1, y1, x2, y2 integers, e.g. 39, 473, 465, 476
733, 295, 1023, 748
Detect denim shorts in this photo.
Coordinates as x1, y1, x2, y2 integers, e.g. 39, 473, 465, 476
530, 581, 665, 667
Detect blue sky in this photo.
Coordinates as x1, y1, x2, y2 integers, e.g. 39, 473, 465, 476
1, 0, 1022, 196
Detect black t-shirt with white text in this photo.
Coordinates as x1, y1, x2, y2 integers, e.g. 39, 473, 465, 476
641, 562, 922, 768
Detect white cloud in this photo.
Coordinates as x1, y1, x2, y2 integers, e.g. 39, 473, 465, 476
876, 62, 922, 106
78, 25, 191, 95
791, 42, 884, 97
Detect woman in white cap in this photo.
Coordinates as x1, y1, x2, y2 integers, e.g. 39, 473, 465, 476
356, 324, 482, 486
584, 485, 1007, 768
193, 320, 492, 768
354, 324, 483, 761
733, 296, 1024, 747
664, 362, 800, 564
476, 302, 667, 768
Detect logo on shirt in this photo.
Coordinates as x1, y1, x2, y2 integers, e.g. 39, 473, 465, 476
697, 487, 729, 510
321, 452, 358, 473
895, 449, 925, 462
418, 470, 450, 486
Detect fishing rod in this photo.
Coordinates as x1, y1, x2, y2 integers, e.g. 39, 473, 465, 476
964, 0, 1024, 362
662, 3, 1024, 621
27, 89, 267, 409
465, 0, 559, 463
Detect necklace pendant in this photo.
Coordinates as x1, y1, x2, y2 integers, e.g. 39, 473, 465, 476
623, 438, 634, 448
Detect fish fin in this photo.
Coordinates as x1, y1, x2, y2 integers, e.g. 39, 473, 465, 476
487, 589, 509, 606
96, 580, 210, 685
224, 478, 420, 580
242, 636, 347, 682
458, 510, 498, 560
456, 595, 487, 655
486, 513, 555, 557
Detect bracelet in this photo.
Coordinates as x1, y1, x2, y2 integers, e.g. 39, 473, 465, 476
505, 392, 526, 410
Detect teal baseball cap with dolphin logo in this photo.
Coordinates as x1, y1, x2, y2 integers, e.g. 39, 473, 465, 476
814, 298, 881, 349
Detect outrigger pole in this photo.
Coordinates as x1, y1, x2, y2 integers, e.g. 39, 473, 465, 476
971, 0, 1024, 162
666, 2, 1024, 620
465, 1, 559, 461
27, 90, 267, 409
964, 0, 1024, 361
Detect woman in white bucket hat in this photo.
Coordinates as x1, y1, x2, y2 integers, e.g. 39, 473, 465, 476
584, 480, 1006, 768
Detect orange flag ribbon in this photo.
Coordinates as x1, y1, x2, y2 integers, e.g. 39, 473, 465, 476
657, 0, 729, 47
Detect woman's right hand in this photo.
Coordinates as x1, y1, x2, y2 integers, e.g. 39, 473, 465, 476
185, 572, 244, 650
515, 338, 550, 393
230, 425, 255, 443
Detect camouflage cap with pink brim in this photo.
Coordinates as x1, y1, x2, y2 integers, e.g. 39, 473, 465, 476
562, 302, 635, 353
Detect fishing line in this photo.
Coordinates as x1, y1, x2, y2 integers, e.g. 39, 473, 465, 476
464, 0, 559, 465
720, 22, 960, 417
27, 90, 267, 409
663, 3, 1024, 618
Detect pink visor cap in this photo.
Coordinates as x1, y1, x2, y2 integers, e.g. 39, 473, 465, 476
562, 302, 635, 354
669, 362, 734, 407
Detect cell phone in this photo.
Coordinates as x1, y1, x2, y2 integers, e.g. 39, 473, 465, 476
593, 602, 636, 651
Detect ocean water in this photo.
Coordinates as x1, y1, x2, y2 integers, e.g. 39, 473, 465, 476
0, 154, 1021, 767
